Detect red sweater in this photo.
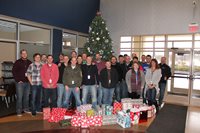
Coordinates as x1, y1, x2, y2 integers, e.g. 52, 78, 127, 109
41, 63, 59, 88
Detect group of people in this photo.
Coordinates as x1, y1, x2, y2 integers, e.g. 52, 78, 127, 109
12, 49, 171, 116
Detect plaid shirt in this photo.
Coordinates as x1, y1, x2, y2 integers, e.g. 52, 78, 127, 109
27, 62, 43, 85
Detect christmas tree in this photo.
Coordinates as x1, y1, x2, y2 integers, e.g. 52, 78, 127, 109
84, 12, 113, 60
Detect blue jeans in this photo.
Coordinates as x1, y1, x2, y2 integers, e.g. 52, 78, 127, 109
16, 82, 30, 114
82, 85, 97, 108
146, 88, 157, 105
120, 80, 128, 98
44, 88, 57, 108
159, 82, 167, 105
57, 83, 67, 107
102, 87, 115, 106
31, 85, 42, 114
65, 87, 81, 108
115, 82, 121, 102
97, 83, 103, 106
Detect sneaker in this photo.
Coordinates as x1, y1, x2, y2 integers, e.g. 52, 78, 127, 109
31, 112, 36, 117
36, 111, 43, 114
24, 110, 31, 114
17, 114, 22, 117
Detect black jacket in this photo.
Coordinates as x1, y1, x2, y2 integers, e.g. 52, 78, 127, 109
58, 63, 68, 83
100, 67, 118, 88
111, 63, 123, 82
12, 58, 32, 82
81, 64, 99, 85
159, 63, 171, 83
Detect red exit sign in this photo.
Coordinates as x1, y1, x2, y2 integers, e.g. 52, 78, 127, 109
189, 23, 199, 33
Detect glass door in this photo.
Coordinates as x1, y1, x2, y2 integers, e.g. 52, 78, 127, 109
165, 49, 192, 105
166, 48, 200, 106
190, 50, 200, 106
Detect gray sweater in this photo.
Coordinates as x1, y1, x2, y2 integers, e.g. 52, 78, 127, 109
144, 68, 162, 96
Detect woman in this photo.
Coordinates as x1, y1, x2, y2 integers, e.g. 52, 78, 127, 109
145, 59, 161, 112
126, 62, 145, 99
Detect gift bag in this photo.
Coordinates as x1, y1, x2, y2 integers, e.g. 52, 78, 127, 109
113, 102, 122, 114
130, 108, 140, 125
43, 107, 51, 120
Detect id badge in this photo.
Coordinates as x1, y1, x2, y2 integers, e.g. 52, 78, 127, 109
72, 80, 74, 84
109, 80, 111, 84
88, 75, 91, 79
25, 73, 28, 77
49, 79, 52, 84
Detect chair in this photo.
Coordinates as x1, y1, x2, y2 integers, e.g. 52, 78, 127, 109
0, 83, 16, 108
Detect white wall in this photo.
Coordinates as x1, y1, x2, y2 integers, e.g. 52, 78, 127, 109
100, 0, 200, 54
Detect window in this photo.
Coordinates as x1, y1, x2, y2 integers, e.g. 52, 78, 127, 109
62, 32, 77, 55
0, 20, 16, 40
120, 34, 196, 61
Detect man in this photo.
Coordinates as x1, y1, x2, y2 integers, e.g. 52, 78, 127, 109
82, 53, 87, 65
41, 54, 47, 65
12, 49, 32, 116
62, 57, 82, 109
111, 56, 122, 102
118, 55, 127, 99
81, 56, 99, 108
159, 57, 171, 107
100, 60, 118, 106
57, 55, 69, 107
94, 53, 105, 106
132, 56, 143, 71
140, 55, 149, 74
41, 55, 59, 108
56, 53, 64, 66
27, 53, 43, 116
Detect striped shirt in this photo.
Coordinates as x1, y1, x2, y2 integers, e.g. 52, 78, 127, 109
27, 62, 43, 85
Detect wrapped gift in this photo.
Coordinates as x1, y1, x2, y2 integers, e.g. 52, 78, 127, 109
102, 115, 117, 125
71, 115, 81, 127
130, 108, 140, 125
43, 107, 51, 120
139, 106, 148, 123
64, 109, 76, 119
113, 102, 122, 114
48, 108, 66, 123
117, 111, 131, 128
77, 104, 92, 113
80, 116, 89, 128
147, 105, 156, 118
121, 98, 132, 102
88, 115, 103, 126
95, 106, 103, 116
122, 101, 133, 111
105, 105, 113, 115
59, 119, 71, 127
86, 109, 95, 117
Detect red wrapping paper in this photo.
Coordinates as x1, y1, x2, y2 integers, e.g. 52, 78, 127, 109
113, 102, 122, 114
43, 107, 51, 120
48, 108, 66, 123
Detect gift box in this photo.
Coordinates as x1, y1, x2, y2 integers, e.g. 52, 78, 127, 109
105, 105, 113, 115
95, 106, 103, 116
102, 115, 117, 125
147, 105, 156, 118
77, 104, 92, 113
88, 115, 103, 126
48, 108, 66, 123
59, 119, 71, 127
122, 101, 133, 111
86, 109, 95, 117
139, 106, 148, 123
43, 107, 51, 120
130, 108, 140, 125
80, 116, 89, 128
71, 115, 81, 127
117, 111, 131, 128
113, 102, 122, 114
64, 109, 76, 119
